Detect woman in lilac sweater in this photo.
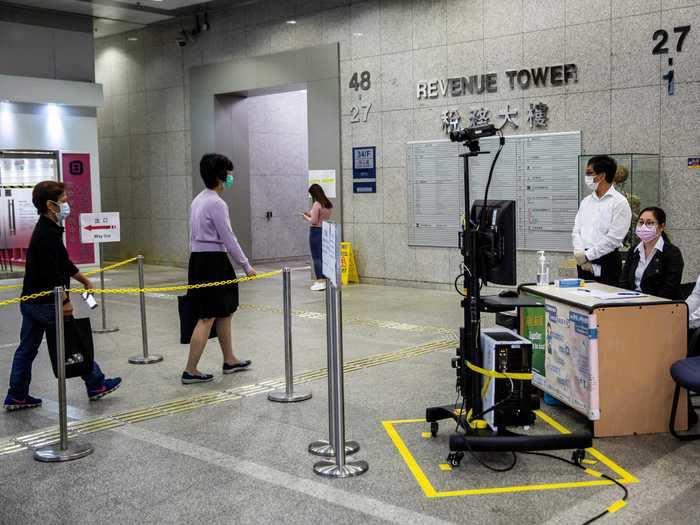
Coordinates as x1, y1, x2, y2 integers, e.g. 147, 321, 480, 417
182, 154, 257, 384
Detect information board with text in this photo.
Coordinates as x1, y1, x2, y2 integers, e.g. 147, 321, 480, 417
407, 131, 581, 251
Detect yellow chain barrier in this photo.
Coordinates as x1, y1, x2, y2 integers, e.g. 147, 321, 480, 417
0, 269, 282, 308
0, 256, 138, 292
0, 290, 54, 307
65, 270, 282, 296
84, 257, 139, 277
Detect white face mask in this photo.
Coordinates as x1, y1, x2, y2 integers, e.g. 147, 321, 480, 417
584, 175, 599, 191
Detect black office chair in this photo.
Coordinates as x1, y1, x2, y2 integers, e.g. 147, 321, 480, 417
670, 329, 700, 440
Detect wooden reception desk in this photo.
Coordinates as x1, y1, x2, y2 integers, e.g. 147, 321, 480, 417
519, 282, 688, 438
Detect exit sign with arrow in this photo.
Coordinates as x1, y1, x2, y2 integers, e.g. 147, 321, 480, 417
80, 212, 121, 243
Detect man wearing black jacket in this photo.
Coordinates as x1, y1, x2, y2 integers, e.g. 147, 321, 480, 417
4, 181, 121, 411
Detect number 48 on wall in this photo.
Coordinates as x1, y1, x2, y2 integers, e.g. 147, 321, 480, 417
349, 71, 371, 91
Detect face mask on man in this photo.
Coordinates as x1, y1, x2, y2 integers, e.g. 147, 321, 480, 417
584, 175, 599, 191
224, 172, 234, 189
636, 224, 658, 242
50, 201, 71, 222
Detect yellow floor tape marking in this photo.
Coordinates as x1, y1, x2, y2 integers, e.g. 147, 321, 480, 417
0, 340, 456, 456
381, 420, 438, 498
383, 411, 639, 498
439, 464, 452, 472
608, 500, 627, 513
0, 444, 25, 456
532, 409, 571, 434
421, 432, 432, 439
534, 410, 639, 484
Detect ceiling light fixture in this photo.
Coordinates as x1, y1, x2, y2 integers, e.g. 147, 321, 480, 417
352, 32, 364, 37
286, 20, 297, 24
127, 37, 138, 41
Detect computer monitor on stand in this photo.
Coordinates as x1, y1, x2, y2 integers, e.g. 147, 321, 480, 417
470, 199, 516, 287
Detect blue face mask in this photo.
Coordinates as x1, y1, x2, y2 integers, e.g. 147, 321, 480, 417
51, 201, 71, 222
224, 173, 234, 189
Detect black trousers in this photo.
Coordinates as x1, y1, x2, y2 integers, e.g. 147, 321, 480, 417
577, 250, 621, 286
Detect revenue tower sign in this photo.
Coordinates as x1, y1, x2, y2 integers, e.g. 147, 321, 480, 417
416, 63, 578, 99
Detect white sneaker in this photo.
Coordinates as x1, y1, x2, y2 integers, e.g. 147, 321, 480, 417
310, 281, 327, 291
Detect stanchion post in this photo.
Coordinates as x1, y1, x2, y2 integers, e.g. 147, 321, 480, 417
128, 255, 163, 364
313, 286, 368, 477
34, 287, 93, 463
92, 244, 119, 334
269, 267, 312, 403
308, 281, 359, 458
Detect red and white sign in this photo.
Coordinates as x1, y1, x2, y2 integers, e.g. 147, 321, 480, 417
80, 213, 120, 243
62, 153, 94, 263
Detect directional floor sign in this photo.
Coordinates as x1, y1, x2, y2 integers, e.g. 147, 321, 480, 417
80, 212, 121, 243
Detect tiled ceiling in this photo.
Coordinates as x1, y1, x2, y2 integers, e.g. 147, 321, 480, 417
2, 0, 259, 37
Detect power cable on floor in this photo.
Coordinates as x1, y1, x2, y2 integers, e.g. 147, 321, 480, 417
521, 451, 629, 524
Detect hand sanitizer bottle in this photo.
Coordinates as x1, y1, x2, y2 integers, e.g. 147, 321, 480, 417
537, 250, 549, 286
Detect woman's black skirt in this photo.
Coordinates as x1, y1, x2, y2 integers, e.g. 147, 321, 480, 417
187, 251, 239, 319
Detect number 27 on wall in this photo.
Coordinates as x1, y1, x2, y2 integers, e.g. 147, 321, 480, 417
350, 103, 372, 123
652, 25, 691, 54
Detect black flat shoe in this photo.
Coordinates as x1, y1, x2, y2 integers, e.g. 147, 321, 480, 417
223, 360, 251, 374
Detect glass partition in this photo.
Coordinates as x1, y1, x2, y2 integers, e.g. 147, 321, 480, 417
0, 150, 59, 277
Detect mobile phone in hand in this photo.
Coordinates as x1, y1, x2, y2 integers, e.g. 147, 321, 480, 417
81, 291, 98, 309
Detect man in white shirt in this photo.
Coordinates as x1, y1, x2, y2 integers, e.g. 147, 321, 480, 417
572, 155, 632, 286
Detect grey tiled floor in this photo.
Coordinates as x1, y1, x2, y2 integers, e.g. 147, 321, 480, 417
0, 263, 698, 524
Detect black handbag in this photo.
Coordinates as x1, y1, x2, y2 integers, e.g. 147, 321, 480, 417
46, 317, 95, 379
178, 295, 217, 344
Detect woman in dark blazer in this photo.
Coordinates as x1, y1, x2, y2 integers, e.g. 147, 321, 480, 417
620, 206, 684, 300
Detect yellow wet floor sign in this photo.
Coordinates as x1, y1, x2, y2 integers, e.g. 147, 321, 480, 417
341, 242, 359, 285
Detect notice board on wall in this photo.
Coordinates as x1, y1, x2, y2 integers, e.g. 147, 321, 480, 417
407, 131, 581, 251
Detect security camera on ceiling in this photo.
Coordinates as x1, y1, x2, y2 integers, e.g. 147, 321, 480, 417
175, 29, 195, 47
175, 12, 210, 47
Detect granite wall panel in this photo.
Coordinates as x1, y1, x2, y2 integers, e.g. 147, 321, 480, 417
95, 0, 700, 279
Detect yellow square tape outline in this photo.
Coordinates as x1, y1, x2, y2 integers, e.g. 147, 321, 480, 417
382, 409, 639, 498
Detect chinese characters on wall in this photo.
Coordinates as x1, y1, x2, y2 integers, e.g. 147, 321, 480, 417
440, 102, 549, 135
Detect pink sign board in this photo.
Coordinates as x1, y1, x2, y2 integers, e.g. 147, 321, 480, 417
62, 153, 94, 264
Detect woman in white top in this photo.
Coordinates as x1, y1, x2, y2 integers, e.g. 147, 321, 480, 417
302, 184, 332, 291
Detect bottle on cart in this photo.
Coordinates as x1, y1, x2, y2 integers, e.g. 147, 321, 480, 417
536, 250, 549, 286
